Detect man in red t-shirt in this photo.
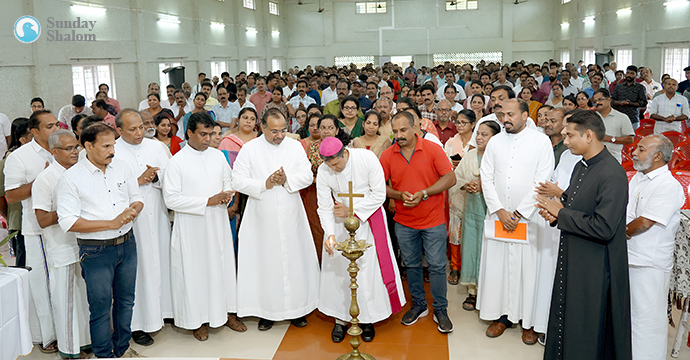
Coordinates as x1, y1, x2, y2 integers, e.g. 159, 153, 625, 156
379, 111, 456, 334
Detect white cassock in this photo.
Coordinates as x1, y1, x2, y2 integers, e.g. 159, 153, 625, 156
32, 162, 91, 356
477, 127, 554, 329
532, 149, 582, 334
163, 145, 236, 330
316, 149, 406, 323
233, 136, 320, 320
114, 138, 172, 332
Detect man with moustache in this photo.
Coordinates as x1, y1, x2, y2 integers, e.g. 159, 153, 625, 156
287, 79, 317, 117
171, 89, 194, 134
612, 66, 648, 129
161, 85, 176, 109
114, 110, 172, 346
545, 108, 567, 167
591, 89, 635, 163
212, 86, 240, 133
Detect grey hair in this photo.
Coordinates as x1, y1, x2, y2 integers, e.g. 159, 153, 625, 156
652, 134, 674, 164
48, 129, 76, 149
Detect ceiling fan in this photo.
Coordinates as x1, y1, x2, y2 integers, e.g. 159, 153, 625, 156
513, 0, 528, 4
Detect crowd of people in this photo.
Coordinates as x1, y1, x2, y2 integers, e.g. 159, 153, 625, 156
2, 58, 690, 360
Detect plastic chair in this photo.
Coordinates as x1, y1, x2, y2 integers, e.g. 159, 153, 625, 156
662, 131, 688, 148
676, 140, 690, 161
671, 170, 690, 210
683, 127, 690, 138
669, 150, 687, 171
626, 171, 636, 182
622, 142, 638, 159
672, 160, 690, 171
635, 127, 654, 137
639, 118, 655, 129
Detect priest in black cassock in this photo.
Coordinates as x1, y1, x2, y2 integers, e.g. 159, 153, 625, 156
535, 110, 632, 360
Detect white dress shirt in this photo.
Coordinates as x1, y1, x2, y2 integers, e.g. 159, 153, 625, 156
649, 93, 690, 134
58, 105, 93, 130
170, 101, 194, 119
627, 166, 685, 271
288, 94, 316, 109
3, 139, 53, 236
57, 157, 143, 240
641, 79, 663, 99
435, 83, 467, 102
321, 87, 338, 106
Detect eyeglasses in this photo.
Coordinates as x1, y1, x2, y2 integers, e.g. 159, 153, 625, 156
54, 145, 82, 152
342, 106, 358, 111
269, 129, 289, 135
454, 121, 472, 126
436, 109, 451, 112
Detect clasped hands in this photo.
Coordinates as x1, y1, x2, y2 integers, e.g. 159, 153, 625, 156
138, 165, 160, 185
535, 194, 563, 223
464, 180, 481, 194
112, 206, 139, 229
265, 167, 287, 189
207, 190, 236, 206
401, 191, 423, 207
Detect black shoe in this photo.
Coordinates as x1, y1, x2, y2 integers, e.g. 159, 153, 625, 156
401, 305, 429, 326
258, 318, 274, 331
131, 331, 154, 346
360, 323, 375, 342
433, 309, 453, 333
331, 323, 347, 343
291, 316, 308, 327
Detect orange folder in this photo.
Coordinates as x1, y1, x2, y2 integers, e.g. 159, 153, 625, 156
493, 221, 528, 242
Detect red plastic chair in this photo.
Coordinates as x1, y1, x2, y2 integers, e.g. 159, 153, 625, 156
683, 127, 690, 138
621, 150, 631, 163
626, 171, 636, 182
635, 127, 654, 137
621, 160, 635, 171
662, 131, 688, 148
669, 150, 687, 171
675, 140, 690, 161
672, 160, 690, 171
671, 170, 690, 210
639, 118, 655, 128
622, 142, 638, 159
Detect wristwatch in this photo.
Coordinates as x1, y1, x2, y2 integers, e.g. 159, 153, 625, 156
611, 137, 616, 143
422, 190, 429, 201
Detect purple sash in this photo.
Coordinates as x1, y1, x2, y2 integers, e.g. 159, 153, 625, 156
368, 207, 403, 314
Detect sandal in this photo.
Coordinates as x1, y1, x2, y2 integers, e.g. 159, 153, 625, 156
462, 295, 476, 311
447, 270, 460, 285
193, 324, 209, 341
225, 313, 247, 332
39, 341, 58, 354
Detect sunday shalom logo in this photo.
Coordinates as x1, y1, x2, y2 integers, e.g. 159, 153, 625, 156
45, 17, 97, 41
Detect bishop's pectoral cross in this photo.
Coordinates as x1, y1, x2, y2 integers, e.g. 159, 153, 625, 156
338, 181, 363, 217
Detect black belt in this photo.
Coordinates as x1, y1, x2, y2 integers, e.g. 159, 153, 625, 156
78, 229, 132, 246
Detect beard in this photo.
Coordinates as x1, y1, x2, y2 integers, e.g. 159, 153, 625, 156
632, 155, 653, 172
144, 128, 156, 138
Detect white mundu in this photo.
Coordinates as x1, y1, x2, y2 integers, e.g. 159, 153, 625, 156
477, 127, 554, 330
316, 148, 405, 323
114, 137, 172, 332
3, 139, 56, 345
627, 166, 684, 360
32, 161, 91, 356
233, 136, 320, 320
163, 145, 237, 330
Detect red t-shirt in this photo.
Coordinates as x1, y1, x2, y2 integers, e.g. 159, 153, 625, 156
380, 135, 453, 229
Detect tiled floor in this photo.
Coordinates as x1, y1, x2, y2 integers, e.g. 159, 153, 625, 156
4, 241, 690, 360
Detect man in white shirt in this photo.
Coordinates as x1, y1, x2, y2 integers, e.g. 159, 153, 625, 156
58, 95, 93, 130
436, 70, 467, 103
649, 78, 690, 134
161, 84, 176, 109
0, 112, 12, 158
32, 130, 90, 358
163, 112, 242, 341
283, 75, 297, 99
138, 83, 160, 111
287, 79, 316, 117
321, 74, 339, 106
626, 134, 685, 360
639, 68, 662, 102
57, 122, 143, 358
191, 72, 206, 98
4, 110, 59, 352
492, 70, 514, 88
114, 110, 172, 346
233, 109, 319, 331
212, 87, 239, 133
592, 89, 635, 163
469, 86, 540, 147
171, 89, 194, 134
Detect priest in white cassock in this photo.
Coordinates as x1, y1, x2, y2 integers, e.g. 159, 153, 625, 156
163, 112, 241, 341
233, 108, 320, 331
315, 137, 405, 344
477, 99, 554, 345
32, 130, 91, 358
113, 109, 172, 346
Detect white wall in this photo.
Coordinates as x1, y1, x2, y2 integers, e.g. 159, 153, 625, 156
285, 0, 555, 68
0, 0, 287, 120
554, 0, 690, 77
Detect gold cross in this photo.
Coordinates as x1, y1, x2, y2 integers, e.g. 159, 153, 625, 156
338, 181, 364, 216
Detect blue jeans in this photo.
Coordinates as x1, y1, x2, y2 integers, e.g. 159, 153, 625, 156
79, 235, 137, 358
394, 223, 448, 311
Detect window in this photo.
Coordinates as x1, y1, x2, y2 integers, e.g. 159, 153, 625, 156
583, 49, 596, 66
390, 56, 413, 69
210, 61, 227, 79
272, 59, 281, 72
560, 50, 570, 65
432, 52, 502, 67
246, 59, 259, 73
243, 0, 255, 10
334, 56, 375, 68
445, 0, 478, 11
664, 48, 690, 82
561, 0, 571, 3
158, 62, 182, 89
616, 49, 633, 71
355, 2, 386, 14
269, 1, 279, 15
72, 64, 114, 103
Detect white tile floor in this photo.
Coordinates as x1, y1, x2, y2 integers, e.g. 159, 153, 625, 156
4, 240, 690, 360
